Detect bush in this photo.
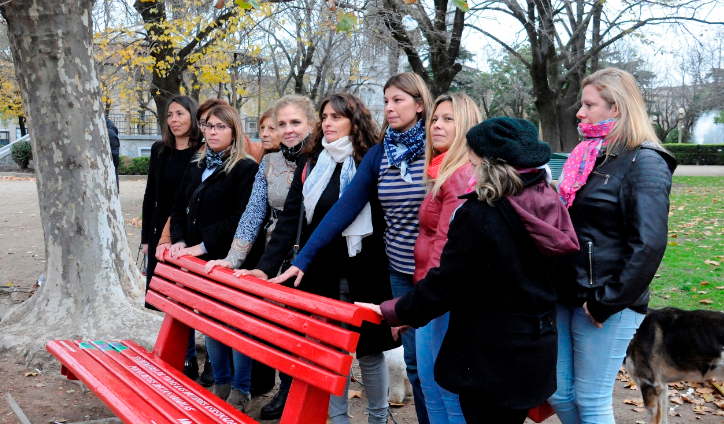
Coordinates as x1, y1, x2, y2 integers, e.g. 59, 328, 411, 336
10, 141, 32, 168
662, 144, 724, 165
118, 155, 150, 175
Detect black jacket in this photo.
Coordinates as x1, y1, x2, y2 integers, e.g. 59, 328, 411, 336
556, 143, 677, 323
106, 118, 120, 155
170, 157, 258, 260
384, 189, 567, 409
256, 153, 400, 357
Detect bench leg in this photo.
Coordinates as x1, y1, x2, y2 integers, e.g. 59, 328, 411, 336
61, 364, 79, 381
280, 380, 331, 424
152, 315, 191, 372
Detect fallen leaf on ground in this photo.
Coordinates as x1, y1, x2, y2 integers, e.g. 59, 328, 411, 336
348, 390, 362, 399
705, 260, 721, 266
700, 299, 714, 304
24, 371, 37, 377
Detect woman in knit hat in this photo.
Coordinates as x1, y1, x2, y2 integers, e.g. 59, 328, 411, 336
548, 68, 676, 424
358, 117, 580, 424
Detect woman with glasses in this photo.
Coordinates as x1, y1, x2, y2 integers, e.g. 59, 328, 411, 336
168, 105, 259, 412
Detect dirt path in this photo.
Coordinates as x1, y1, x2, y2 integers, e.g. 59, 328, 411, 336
1, 177, 722, 423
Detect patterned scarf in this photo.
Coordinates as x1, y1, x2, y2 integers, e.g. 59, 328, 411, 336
427, 152, 446, 179
279, 135, 307, 163
558, 119, 615, 208
205, 145, 225, 169
383, 120, 426, 183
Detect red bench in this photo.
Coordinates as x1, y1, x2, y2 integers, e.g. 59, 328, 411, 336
47, 253, 381, 424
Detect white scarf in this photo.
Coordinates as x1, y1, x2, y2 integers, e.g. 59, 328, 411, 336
302, 136, 373, 257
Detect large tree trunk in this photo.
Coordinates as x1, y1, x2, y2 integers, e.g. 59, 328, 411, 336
0, 0, 161, 362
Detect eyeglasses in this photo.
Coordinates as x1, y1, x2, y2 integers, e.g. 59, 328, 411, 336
203, 123, 229, 132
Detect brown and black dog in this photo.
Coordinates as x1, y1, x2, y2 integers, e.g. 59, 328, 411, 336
624, 307, 724, 424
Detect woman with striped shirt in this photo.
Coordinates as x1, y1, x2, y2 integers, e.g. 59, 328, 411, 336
271, 72, 434, 424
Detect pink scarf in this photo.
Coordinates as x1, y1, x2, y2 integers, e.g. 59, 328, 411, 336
558, 119, 615, 208
427, 152, 446, 179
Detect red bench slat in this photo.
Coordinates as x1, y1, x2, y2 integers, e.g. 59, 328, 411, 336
80, 340, 255, 424
146, 291, 349, 396
149, 276, 354, 374
46, 340, 177, 424
162, 253, 381, 326
154, 263, 360, 351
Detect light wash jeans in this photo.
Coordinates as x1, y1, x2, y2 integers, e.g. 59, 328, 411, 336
548, 304, 645, 424
205, 335, 253, 393
389, 269, 430, 424
329, 353, 389, 424
417, 313, 466, 424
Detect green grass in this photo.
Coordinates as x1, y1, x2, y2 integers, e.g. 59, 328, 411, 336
649, 176, 724, 310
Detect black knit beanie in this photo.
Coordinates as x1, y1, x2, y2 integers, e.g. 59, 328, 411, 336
466, 117, 551, 168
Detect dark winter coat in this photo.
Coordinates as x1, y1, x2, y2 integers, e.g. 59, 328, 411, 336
106, 118, 120, 155
381, 172, 579, 409
555, 143, 677, 323
256, 153, 401, 358
141, 142, 197, 288
170, 157, 258, 261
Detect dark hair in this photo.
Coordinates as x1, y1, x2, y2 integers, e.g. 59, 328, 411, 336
161, 95, 203, 154
379, 73, 433, 142
304, 93, 379, 165
198, 98, 229, 122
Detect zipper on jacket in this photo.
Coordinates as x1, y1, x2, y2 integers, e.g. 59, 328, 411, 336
588, 241, 594, 286
592, 170, 610, 185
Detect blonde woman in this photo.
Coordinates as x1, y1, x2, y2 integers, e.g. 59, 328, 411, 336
357, 117, 579, 424
415, 93, 481, 424
168, 104, 258, 412
548, 68, 677, 424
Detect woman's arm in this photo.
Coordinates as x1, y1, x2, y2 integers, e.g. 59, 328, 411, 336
586, 152, 672, 323
290, 144, 382, 272
141, 143, 160, 246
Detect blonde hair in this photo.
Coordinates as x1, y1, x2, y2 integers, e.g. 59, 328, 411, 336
272, 94, 319, 127
473, 157, 524, 205
582, 68, 662, 155
424, 93, 482, 197
380, 73, 434, 142
194, 105, 249, 173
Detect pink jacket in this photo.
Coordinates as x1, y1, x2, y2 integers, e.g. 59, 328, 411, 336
413, 163, 473, 283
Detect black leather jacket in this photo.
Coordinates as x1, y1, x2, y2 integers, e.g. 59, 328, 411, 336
556, 142, 677, 323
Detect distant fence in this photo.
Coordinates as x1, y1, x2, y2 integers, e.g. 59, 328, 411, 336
107, 112, 160, 136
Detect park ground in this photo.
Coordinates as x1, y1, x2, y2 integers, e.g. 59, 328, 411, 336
0, 168, 723, 423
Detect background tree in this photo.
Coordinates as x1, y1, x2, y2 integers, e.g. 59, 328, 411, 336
467, 0, 724, 152
0, 0, 160, 358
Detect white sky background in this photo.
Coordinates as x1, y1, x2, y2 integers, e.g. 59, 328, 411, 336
458, 0, 724, 77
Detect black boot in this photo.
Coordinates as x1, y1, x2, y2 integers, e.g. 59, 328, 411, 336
199, 356, 214, 387
260, 386, 289, 420
183, 357, 199, 380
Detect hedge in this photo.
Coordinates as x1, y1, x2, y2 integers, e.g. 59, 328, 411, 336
662, 144, 724, 165
118, 156, 150, 175
11, 141, 32, 168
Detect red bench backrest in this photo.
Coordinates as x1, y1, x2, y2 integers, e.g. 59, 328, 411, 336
146, 253, 381, 424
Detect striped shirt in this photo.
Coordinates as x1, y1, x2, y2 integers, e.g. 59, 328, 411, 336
378, 150, 426, 274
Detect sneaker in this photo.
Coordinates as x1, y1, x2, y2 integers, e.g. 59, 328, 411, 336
199, 356, 214, 387
183, 357, 199, 380
260, 386, 289, 420
226, 388, 252, 413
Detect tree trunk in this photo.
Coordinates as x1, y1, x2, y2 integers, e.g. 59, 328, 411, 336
0, 0, 161, 362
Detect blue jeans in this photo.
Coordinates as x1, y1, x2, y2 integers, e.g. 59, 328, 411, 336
389, 269, 430, 424
205, 335, 253, 393
548, 304, 645, 424
417, 313, 466, 424
186, 329, 196, 362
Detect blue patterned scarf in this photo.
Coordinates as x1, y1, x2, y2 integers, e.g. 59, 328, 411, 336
383, 120, 426, 183
205, 145, 225, 169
